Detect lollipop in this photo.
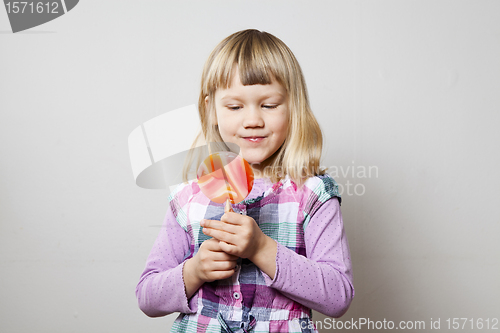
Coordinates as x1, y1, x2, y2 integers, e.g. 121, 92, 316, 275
197, 151, 254, 213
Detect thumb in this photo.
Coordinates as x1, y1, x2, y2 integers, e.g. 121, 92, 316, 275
218, 240, 235, 255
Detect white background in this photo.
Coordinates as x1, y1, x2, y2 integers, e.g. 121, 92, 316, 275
1, 1, 499, 332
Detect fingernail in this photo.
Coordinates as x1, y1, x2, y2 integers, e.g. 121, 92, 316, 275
200, 219, 205, 226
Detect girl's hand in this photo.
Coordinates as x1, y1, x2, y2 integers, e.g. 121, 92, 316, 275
183, 238, 238, 299
194, 237, 239, 282
201, 213, 277, 279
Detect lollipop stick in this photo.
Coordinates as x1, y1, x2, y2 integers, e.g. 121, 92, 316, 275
210, 142, 235, 211
207, 143, 232, 204
225, 198, 234, 213
219, 160, 235, 210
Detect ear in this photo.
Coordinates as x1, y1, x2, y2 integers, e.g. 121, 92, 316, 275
205, 95, 218, 126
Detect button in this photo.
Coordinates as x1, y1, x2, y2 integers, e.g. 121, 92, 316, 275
233, 292, 240, 299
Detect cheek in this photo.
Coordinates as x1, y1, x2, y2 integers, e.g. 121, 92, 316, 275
214, 108, 225, 128
275, 113, 290, 138
216, 115, 230, 134
215, 115, 235, 142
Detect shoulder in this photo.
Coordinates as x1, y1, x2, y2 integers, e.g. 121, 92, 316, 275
303, 173, 342, 205
168, 180, 202, 230
168, 179, 200, 206
290, 174, 341, 221
284, 173, 341, 204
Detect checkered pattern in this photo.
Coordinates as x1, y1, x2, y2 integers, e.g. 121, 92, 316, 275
168, 174, 340, 333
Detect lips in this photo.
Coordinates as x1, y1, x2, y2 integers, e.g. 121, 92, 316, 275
243, 136, 266, 143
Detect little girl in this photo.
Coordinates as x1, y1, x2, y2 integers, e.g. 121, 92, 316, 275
136, 29, 354, 333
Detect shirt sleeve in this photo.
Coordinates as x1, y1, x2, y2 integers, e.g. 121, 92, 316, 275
263, 196, 355, 318
135, 204, 197, 317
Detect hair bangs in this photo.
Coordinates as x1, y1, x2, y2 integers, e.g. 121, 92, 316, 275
206, 30, 288, 92
236, 35, 274, 86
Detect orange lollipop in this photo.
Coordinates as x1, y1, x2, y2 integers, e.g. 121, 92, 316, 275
197, 151, 254, 212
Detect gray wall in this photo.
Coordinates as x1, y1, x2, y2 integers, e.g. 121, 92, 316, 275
1, 1, 499, 332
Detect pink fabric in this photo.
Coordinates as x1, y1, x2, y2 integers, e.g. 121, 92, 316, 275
136, 177, 354, 319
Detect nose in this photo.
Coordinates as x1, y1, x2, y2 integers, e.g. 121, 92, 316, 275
242, 105, 264, 128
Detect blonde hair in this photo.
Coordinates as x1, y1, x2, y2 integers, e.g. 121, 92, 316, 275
183, 29, 326, 188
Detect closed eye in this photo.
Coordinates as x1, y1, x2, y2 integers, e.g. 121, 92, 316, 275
227, 105, 242, 111
263, 104, 279, 109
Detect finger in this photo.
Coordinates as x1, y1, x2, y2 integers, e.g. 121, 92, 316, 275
202, 228, 236, 244
220, 212, 251, 225
209, 251, 239, 261
201, 238, 237, 255
208, 269, 236, 282
209, 244, 240, 260
200, 219, 236, 234
201, 237, 223, 250
201, 239, 238, 260
225, 254, 240, 261
218, 241, 238, 256
209, 261, 238, 271
214, 253, 239, 262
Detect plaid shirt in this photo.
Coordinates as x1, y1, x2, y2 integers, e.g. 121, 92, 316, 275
137, 174, 353, 333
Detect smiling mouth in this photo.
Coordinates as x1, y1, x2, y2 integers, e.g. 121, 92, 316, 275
243, 137, 266, 142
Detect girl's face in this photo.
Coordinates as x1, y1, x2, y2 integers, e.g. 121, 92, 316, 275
211, 69, 289, 177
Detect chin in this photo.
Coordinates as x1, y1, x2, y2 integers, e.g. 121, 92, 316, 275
243, 153, 265, 162
244, 159, 263, 166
